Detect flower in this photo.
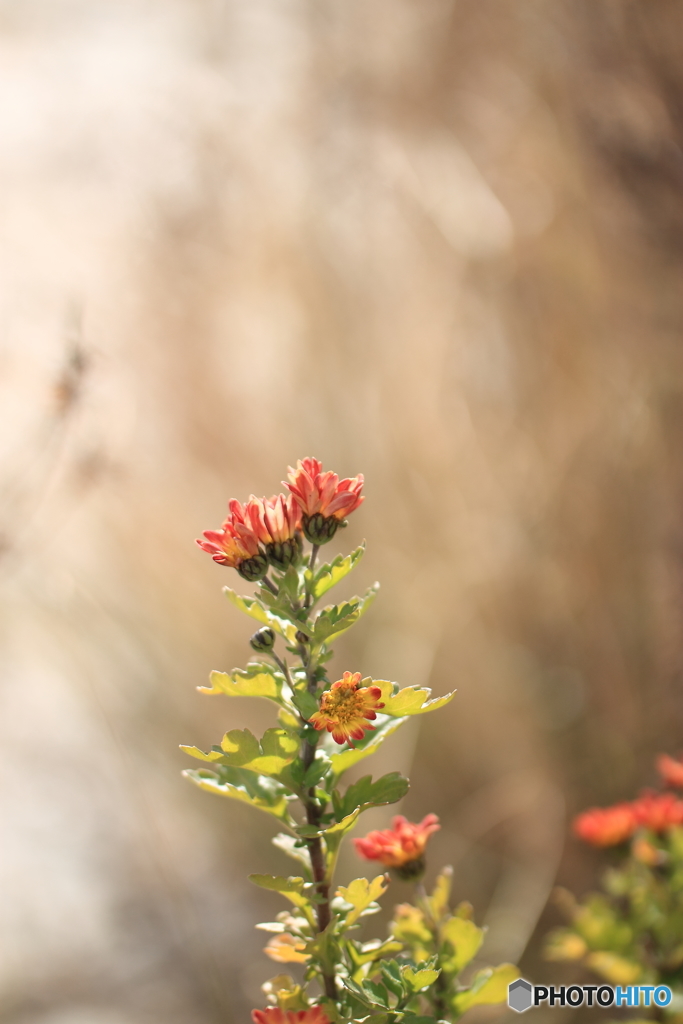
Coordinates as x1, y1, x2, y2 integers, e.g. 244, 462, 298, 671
252, 1008, 330, 1024
264, 933, 309, 964
572, 804, 637, 846
354, 814, 440, 879
309, 671, 384, 745
196, 496, 269, 581
631, 790, 683, 832
286, 457, 364, 544
258, 494, 303, 572
657, 753, 683, 789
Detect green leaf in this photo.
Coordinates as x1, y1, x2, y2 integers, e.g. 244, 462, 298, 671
296, 808, 362, 841
249, 873, 307, 909
402, 965, 441, 992
199, 665, 283, 702
330, 716, 410, 775
183, 766, 294, 823
291, 689, 320, 720
380, 960, 406, 999
336, 875, 388, 927
375, 679, 456, 717
363, 981, 391, 1007
336, 772, 409, 819
440, 916, 485, 974
452, 964, 520, 1013
348, 939, 404, 971
303, 755, 332, 789
219, 727, 299, 776
311, 584, 379, 644
224, 588, 300, 641
305, 543, 366, 600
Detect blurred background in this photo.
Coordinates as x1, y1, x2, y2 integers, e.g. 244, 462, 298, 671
2, 1, 683, 1021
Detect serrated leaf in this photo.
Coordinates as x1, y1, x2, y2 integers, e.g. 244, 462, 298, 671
363, 980, 391, 1006
380, 960, 406, 999
375, 679, 456, 717
224, 588, 300, 641
219, 728, 299, 776
441, 916, 485, 974
199, 666, 283, 702
348, 939, 404, 972
402, 965, 441, 992
183, 766, 294, 823
451, 964, 520, 1013
179, 745, 225, 763
311, 584, 379, 644
336, 875, 388, 927
336, 772, 409, 819
296, 808, 362, 840
330, 716, 410, 775
305, 543, 366, 600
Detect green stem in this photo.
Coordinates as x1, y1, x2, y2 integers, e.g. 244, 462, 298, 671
262, 575, 278, 595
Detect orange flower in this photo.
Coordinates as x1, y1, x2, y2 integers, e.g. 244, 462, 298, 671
286, 457, 364, 544
573, 803, 638, 846
197, 520, 269, 581
264, 933, 309, 964
257, 494, 303, 572
252, 1008, 330, 1024
657, 753, 683, 789
309, 671, 384, 745
632, 790, 683, 832
354, 814, 440, 878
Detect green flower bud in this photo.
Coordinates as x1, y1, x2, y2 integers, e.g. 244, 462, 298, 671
266, 537, 300, 573
237, 553, 269, 582
391, 855, 426, 882
302, 512, 340, 545
250, 627, 276, 653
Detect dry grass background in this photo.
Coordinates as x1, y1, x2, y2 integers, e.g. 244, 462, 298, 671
1, 1, 683, 1022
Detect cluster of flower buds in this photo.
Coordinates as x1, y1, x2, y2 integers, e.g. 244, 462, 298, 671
196, 458, 364, 580
573, 753, 683, 847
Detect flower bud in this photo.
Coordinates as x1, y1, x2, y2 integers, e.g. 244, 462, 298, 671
250, 627, 276, 653
237, 553, 269, 582
302, 513, 340, 545
266, 538, 300, 573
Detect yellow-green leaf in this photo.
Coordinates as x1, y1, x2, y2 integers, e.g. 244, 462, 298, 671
336, 875, 388, 927
441, 916, 485, 974
428, 866, 453, 920
452, 964, 520, 1013
179, 745, 225, 763
585, 952, 642, 985
220, 728, 299, 776
199, 668, 282, 701
183, 767, 293, 823
376, 679, 456, 717
330, 716, 409, 775
402, 966, 441, 992
311, 584, 379, 644
305, 543, 366, 600
224, 588, 299, 642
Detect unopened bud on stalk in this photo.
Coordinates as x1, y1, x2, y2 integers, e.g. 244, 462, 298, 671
250, 627, 276, 653
237, 553, 269, 582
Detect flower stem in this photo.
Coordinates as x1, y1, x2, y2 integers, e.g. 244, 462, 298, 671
298, 639, 336, 1001
262, 575, 278, 595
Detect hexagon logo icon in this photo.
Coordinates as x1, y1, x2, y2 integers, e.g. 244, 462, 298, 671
508, 978, 533, 1013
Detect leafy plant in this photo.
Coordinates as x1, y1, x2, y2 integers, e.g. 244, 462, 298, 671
188, 457, 518, 1023
546, 754, 683, 1003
